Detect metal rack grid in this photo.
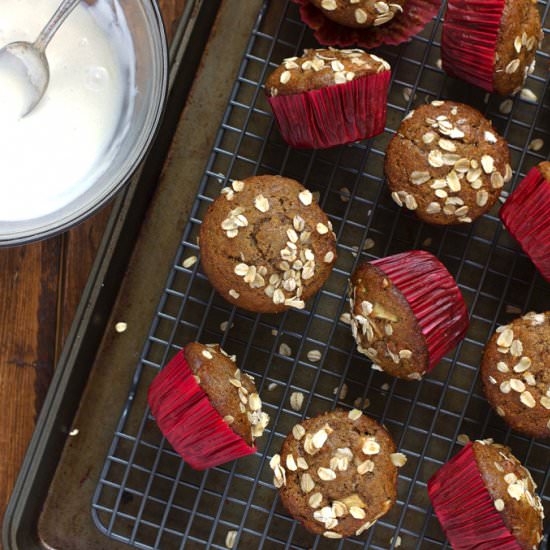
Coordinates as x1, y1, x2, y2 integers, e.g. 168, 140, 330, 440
92, 1, 550, 548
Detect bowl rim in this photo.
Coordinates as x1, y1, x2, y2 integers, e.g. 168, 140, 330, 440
0, 0, 170, 248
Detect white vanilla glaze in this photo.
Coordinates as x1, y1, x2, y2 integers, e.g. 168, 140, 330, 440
0, 0, 134, 221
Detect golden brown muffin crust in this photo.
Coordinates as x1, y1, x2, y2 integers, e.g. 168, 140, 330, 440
493, 0, 542, 96
385, 101, 511, 225
538, 161, 550, 182
472, 440, 544, 550
185, 342, 269, 446
199, 175, 337, 313
271, 409, 403, 539
350, 262, 429, 380
309, 0, 407, 29
481, 312, 550, 439
265, 48, 390, 97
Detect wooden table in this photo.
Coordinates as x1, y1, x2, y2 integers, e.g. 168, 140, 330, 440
0, 0, 186, 535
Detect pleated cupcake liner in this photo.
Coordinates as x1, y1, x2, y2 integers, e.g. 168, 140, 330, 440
371, 250, 469, 371
292, 0, 441, 49
442, 0, 505, 93
500, 166, 550, 283
268, 70, 390, 149
148, 351, 256, 470
428, 443, 523, 550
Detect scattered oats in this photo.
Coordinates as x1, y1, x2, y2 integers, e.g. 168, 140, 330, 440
390, 453, 407, 467
350, 506, 366, 519
507, 482, 524, 500
540, 396, 550, 410
298, 189, 313, 206
300, 472, 315, 493
267, 382, 278, 392
279, 343, 292, 357
484, 131, 497, 144
229, 289, 240, 299
293, 424, 306, 440
324, 532, 342, 539
529, 138, 544, 152
340, 312, 352, 325
402, 87, 413, 102
500, 380, 511, 394
290, 391, 304, 411
339, 186, 351, 202
232, 180, 244, 192
476, 190, 489, 207
307, 349, 322, 362
202, 350, 213, 360
364, 238, 376, 250
497, 328, 514, 348
494, 499, 505, 512
497, 361, 509, 373
355, 7, 368, 23
334, 383, 348, 400
183, 255, 198, 268
223, 415, 234, 425
392, 535, 402, 547
457, 434, 470, 445
357, 459, 375, 474
115, 322, 128, 333
225, 530, 237, 549
316, 222, 329, 235
321, 0, 337, 8
520, 390, 536, 408
324, 250, 335, 263
520, 88, 537, 103
280, 70, 291, 84
481, 155, 495, 174
499, 99, 513, 115
309, 492, 323, 508
69, 428, 79, 436
505, 59, 520, 74
410, 170, 431, 185
348, 409, 363, 421
318, 466, 337, 481
362, 438, 381, 455
436, 58, 442, 69
254, 194, 270, 212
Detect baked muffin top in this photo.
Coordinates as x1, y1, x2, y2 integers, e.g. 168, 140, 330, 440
186, 342, 269, 446
271, 409, 404, 538
199, 175, 337, 313
266, 48, 390, 97
385, 101, 511, 225
493, 0, 542, 96
472, 439, 544, 550
481, 311, 550, 439
309, 0, 407, 29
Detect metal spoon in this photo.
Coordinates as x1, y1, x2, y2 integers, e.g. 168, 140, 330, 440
0, 0, 80, 118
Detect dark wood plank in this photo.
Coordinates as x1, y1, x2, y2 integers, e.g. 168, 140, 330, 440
0, 238, 61, 527
0, 0, 188, 534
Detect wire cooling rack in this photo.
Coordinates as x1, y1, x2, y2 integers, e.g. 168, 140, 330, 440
92, 1, 550, 548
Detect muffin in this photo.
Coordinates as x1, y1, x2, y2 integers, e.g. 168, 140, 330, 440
265, 48, 390, 149
350, 251, 469, 380
481, 311, 550, 439
428, 439, 544, 549
500, 162, 550, 283
199, 175, 337, 313
442, 0, 542, 96
385, 101, 511, 225
292, 0, 441, 50
148, 342, 269, 470
308, 0, 407, 28
270, 409, 406, 539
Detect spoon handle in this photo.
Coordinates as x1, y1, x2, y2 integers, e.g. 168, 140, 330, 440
33, 0, 81, 52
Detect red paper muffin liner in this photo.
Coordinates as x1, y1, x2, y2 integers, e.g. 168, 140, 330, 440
371, 250, 469, 371
442, 0, 505, 93
428, 443, 522, 549
500, 166, 550, 283
292, 0, 441, 49
147, 351, 256, 470
268, 70, 390, 149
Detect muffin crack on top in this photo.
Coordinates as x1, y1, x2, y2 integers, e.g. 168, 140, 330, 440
385, 101, 512, 225
270, 409, 405, 539
199, 175, 337, 313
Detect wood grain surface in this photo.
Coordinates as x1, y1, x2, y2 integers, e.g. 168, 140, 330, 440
0, 0, 186, 534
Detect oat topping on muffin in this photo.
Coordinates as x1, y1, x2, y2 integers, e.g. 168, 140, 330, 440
481, 311, 550, 439
310, 0, 407, 29
270, 409, 403, 538
473, 439, 544, 550
385, 101, 511, 225
493, 0, 542, 96
199, 175, 337, 313
266, 48, 390, 97
186, 343, 270, 444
